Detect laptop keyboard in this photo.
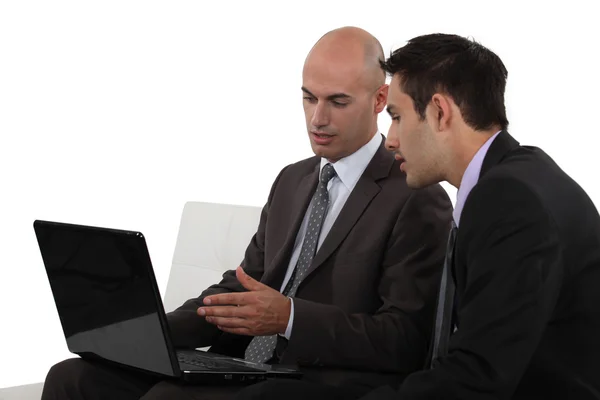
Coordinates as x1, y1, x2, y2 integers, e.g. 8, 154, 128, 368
177, 352, 222, 370
176, 350, 260, 372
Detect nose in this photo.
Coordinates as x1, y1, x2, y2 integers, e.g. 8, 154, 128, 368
311, 101, 330, 128
385, 126, 399, 151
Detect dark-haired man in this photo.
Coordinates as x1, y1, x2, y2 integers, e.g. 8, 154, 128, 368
368, 33, 600, 399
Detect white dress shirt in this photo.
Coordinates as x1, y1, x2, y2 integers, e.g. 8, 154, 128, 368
279, 131, 382, 338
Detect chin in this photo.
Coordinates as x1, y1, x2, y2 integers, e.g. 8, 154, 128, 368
311, 146, 334, 160
405, 180, 423, 190
405, 174, 432, 189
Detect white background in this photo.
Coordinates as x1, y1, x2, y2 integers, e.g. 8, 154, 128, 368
1, 0, 598, 388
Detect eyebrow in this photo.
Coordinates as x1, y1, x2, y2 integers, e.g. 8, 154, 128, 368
301, 87, 352, 101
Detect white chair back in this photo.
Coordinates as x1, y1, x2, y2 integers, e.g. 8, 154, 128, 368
163, 201, 262, 312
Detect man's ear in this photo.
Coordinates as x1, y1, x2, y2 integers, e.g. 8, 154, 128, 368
430, 93, 453, 131
374, 84, 389, 113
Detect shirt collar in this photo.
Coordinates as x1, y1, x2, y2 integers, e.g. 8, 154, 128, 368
320, 131, 382, 191
453, 130, 502, 226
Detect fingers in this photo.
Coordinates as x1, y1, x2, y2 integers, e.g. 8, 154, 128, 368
216, 326, 253, 336
203, 267, 273, 307
236, 266, 269, 292
203, 313, 255, 336
198, 304, 261, 319
205, 316, 247, 329
198, 305, 238, 317
203, 292, 247, 306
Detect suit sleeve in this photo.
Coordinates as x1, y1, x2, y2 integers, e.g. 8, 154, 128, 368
166, 166, 289, 348
393, 177, 563, 399
282, 184, 453, 372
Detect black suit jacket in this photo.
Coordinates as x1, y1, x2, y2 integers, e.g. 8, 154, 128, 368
363, 131, 600, 399
167, 136, 453, 392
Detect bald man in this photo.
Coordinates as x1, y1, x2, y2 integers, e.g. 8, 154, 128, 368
40, 27, 453, 400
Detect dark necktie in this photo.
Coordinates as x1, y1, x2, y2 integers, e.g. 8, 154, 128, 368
429, 220, 458, 368
244, 163, 337, 363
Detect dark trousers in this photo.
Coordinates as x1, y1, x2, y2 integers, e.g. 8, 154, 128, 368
232, 379, 364, 400
41, 358, 243, 400
41, 358, 360, 400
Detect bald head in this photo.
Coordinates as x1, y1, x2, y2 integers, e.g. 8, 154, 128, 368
300, 26, 388, 163
304, 26, 385, 91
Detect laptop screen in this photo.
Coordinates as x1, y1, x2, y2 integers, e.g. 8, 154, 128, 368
34, 220, 178, 377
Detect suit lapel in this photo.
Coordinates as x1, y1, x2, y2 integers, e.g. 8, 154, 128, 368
453, 130, 519, 291
306, 141, 393, 277
262, 162, 319, 286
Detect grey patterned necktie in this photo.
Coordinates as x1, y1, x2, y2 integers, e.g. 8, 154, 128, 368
244, 163, 337, 363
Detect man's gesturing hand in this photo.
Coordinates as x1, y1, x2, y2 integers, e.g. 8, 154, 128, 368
197, 267, 291, 336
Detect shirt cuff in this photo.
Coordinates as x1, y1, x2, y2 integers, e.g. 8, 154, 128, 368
281, 297, 294, 339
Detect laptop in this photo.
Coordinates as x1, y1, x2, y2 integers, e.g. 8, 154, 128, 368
33, 219, 302, 385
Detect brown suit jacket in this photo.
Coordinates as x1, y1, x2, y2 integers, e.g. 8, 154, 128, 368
167, 136, 453, 391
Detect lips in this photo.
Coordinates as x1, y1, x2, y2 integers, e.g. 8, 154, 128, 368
394, 153, 406, 171
311, 132, 335, 145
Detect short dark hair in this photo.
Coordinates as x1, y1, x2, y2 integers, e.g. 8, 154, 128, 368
380, 33, 509, 131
